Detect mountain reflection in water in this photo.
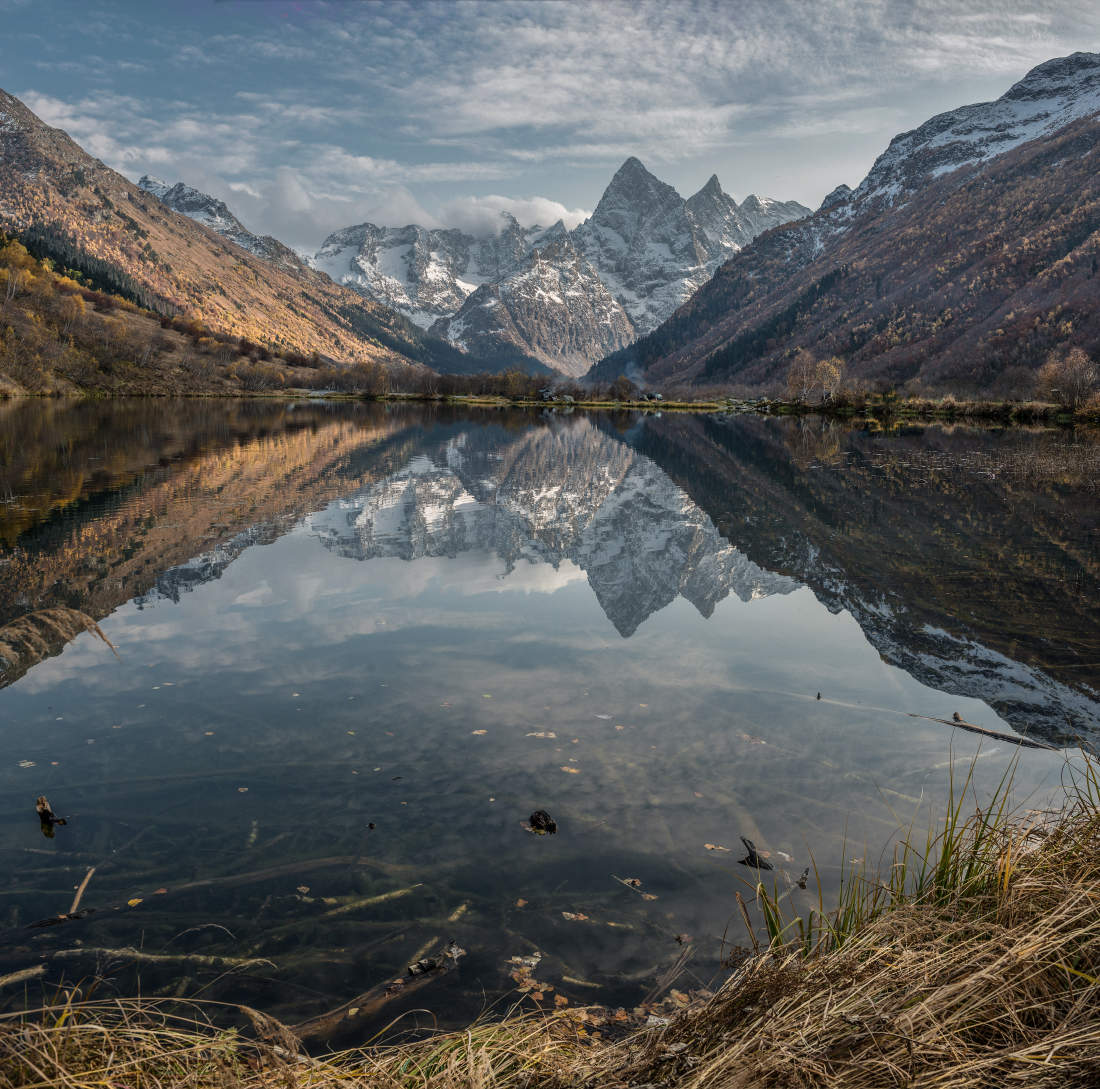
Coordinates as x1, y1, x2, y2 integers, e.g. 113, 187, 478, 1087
0, 400, 1095, 1035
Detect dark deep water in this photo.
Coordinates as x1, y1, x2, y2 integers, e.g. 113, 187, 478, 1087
0, 399, 1097, 1040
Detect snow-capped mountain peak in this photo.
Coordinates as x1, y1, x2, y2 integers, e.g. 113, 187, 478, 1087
854, 50, 1100, 206
137, 175, 304, 271
313, 159, 808, 372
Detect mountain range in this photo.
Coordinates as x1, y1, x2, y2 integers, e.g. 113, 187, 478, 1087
3, 50, 1099, 392
592, 52, 1100, 392
297, 160, 808, 376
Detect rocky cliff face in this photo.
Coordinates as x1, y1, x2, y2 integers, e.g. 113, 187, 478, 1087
573, 158, 810, 336
313, 161, 808, 375
428, 236, 636, 377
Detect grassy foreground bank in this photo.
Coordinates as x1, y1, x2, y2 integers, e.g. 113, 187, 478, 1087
3, 758, 1099, 1088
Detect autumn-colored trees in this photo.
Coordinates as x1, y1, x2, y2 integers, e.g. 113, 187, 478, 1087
786, 349, 847, 402
1036, 347, 1098, 410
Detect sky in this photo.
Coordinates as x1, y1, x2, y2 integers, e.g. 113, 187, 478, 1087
1, 0, 1098, 251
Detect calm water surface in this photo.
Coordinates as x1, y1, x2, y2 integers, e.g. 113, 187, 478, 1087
0, 400, 1096, 1040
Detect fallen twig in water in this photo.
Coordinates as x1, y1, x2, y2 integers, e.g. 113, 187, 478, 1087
68, 867, 95, 914
908, 711, 1058, 750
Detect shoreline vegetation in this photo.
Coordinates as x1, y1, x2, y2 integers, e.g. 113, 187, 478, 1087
4, 385, 1100, 429
4, 754, 1098, 1088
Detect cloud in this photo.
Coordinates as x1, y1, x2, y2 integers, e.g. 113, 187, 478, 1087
437, 194, 590, 235
12, 0, 1100, 242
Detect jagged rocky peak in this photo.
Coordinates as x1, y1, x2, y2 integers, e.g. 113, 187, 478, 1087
589, 156, 687, 239
314, 155, 808, 365
137, 174, 170, 199
855, 49, 1100, 205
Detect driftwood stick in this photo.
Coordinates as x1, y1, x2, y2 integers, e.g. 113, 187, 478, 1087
0, 965, 46, 989
292, 963, 446, 1043
69, 866, 96, 914
320, 883, 423, 918
24, 855, 366, 931
908, 713, 1058, 751
48, 946, 276, 971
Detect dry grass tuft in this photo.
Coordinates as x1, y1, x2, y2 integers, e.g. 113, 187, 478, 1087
3, 757, 1098, 1088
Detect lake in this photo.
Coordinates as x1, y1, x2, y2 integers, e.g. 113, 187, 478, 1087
0, 400, 1096, 1042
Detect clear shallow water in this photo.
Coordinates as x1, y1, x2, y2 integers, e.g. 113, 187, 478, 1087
0, 400, 1096, 1040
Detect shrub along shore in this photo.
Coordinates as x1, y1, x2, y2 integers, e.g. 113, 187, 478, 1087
3, 755, 1098, 1089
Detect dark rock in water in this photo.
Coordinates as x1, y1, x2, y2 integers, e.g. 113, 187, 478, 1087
529, 810, 557, 835
35, 795, 67, 839
737, 835, 772, 870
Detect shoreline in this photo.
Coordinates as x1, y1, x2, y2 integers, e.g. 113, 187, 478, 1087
3, 387, 1098, 428
3, 757, 1098, 1087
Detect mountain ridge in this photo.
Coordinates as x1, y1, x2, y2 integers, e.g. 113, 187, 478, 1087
314, 159, 810, 375
589, 51, 1100, 392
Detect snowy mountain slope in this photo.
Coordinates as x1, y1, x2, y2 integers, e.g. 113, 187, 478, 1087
311, 213, 550, 329
428, 236, 636, 377
852, 51, 1100, 208
137, 176, 305, 272
314, 160, 809, 374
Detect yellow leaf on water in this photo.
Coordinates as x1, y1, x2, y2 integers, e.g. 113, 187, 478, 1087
562, 911, 589, 922
560, 766, 580, 774
704, 843, 731, 852
471, 729, 487, 736
127, 898, 143, 907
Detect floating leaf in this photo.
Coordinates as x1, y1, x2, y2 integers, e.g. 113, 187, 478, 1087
153, 888, 167, 895
237, 787, 249, 793
562, 911, 589, 922
127, 898, 143, 907
560, 766, 580, 774
515, 898, 528, 908
471, 729, 487, 736
526, 731, 557, 739
554, 994, 569, 1007
508, 953, 542, 969
704, 843, 731, 852
297, 886, 310, 895
642, 892, 658, 901
593, 714, 611, 720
